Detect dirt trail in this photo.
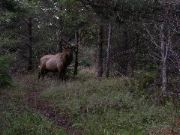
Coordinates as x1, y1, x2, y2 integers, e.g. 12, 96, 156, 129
25, 91, 83, 135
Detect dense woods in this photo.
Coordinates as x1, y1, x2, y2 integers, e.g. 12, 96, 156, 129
0, 0, 180, 134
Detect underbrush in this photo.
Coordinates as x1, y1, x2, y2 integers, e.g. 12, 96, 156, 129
0, 88, 66, 135
40, 71, 180, 135
0, 55, 12, 88
1, 70, 180, 135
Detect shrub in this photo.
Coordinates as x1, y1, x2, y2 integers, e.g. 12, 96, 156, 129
0, 55, 12, 88
134, 70, 157, 92
79, 59, 91, 67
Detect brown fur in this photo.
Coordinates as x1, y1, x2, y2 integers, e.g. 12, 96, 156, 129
38, 46, 74, 80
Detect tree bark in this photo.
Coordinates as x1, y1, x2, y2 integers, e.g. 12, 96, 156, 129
97, 24, 104, 77
74, 31, 80, 76
160, 23, 167, 96
27, 17, 33, 71
105, 23, 112, 78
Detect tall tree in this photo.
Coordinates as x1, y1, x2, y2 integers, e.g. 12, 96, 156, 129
97, 24, 104, 77
143, 2, 180, 98
105, 23, 112, 78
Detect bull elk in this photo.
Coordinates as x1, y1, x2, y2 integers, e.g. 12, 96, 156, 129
38, 45, 75, 80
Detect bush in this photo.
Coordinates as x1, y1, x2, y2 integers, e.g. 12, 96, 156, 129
134, 70, 157, 92
79, 59, 91, 67
0, 55, 12, 88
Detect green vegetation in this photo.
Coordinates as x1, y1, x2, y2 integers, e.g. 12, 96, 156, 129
0, 56, 12, 88
0, 71, 180, 135
134, 70, 158, 92
40, 71, 180, 135
0, 88, 66, 135
0, 1, 179, 134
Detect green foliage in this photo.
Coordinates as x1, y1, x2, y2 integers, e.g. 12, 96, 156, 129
0, 56, 12, 88
134, 70, 157, 92
41, 71, 178, 135
1, 71, 180, 135
114, 0, 158, 10
87, 0, 160, 20
79, 59, 91, 67
0, 88, 67, 135
1, 0, 23, 12
0, 12, 16, 22
0, 0, 26, 22
1, 112, 66, 135
56, 0, 88, 34
79, 47, 95, 67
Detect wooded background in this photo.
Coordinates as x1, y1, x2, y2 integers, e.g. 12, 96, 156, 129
0, 0, 180, 101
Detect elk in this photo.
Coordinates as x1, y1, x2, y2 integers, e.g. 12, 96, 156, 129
38, 45, 74, 80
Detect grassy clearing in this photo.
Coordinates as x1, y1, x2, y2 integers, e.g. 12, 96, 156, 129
0, 87, 66, 135
40, 71, 180, 135
1, 71, 180, 135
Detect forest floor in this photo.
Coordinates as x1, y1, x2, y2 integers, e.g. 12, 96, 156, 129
25, 89, 83, 135
1, 69, 180, 135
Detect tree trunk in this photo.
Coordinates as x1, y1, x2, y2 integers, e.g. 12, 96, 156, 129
27, 17, 33, 71
97, 25, 104, 77
74, 31, 80, 76
105, 23, 112, 78
160, 23, 167, 96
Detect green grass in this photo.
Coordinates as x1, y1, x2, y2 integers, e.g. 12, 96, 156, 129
40, 71, 180, 135
1, 111, 66, 135
1, 71, 180, 135
0, 88, 66, 135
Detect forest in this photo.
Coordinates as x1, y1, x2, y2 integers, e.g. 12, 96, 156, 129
0, 0, 180, 135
